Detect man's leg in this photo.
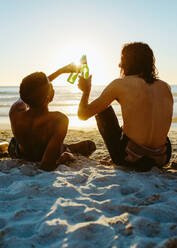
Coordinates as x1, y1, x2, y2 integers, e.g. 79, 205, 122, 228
67, 140, 96, 156
57, 140, 96, 165
95, 106, 123, 164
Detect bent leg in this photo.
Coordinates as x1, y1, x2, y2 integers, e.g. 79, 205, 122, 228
67, 140, 96, 156
95, 106, 123, 164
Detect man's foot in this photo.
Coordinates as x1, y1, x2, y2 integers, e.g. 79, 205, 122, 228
57, 152, 75, 164
67, 140, 96, 156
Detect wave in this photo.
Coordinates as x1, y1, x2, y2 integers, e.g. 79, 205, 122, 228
49, 103, 79, 107
0, 114, 10, 117
0, 92, 18, 95
0, 104, 12, 107
0, 97, 18, 102
0, 103, 80, 108
0, 112, 123, 118
0, 113, 77, 117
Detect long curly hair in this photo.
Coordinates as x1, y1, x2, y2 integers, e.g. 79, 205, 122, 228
119, 42, 158, 83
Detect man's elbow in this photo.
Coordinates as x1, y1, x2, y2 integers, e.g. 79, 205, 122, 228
78, 111, 89, 121
79, 115, 89, 121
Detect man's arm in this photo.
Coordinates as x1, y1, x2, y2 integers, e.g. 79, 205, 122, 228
39, 115, 68, 171
78, 76, 120, 120
48, 63, 79, 82
48, 69, 63, 82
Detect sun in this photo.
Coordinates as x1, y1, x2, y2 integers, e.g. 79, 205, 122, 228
51, 42, 107, 129
53, 41, 106, 85
55, 43, 94, 65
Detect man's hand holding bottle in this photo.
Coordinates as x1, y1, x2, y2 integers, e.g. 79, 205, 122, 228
48, 62, 80, 82
67, 55, 89, 84
48, 55, 89, 83
78, 75, 92, 94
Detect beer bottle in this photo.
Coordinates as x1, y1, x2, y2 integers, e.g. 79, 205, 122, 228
67, 55, 89, 84
80, 55, 89, 79
67, 72, 78, 84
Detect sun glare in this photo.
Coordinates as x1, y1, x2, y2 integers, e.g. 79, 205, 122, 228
57, 43, 99, 66
51, 42, 107, 129
54, 41, 107, 85
68, 116, 96, 130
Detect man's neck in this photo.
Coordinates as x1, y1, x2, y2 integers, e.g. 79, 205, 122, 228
28, 106, 49, 115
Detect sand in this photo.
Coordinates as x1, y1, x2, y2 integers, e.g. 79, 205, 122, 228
0, 128, 177, 248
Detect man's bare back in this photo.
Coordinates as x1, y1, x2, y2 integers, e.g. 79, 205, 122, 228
9, 99, 68, 164
113, 76, 173, 147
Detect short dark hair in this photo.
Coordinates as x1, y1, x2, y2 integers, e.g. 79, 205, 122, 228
120, 42, 158, 83
20, 72, 50, 108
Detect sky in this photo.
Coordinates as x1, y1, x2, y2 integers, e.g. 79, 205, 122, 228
0, 0, 177, 85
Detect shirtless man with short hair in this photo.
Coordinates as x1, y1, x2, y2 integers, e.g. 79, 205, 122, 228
9, 64, 96, 171
78, 42, 173, 171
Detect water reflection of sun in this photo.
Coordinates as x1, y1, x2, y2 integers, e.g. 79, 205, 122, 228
70, 84, 80, 93
67, 104, 96, 130
68, 116, 96, 130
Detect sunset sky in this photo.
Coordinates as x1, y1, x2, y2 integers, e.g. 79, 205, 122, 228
0, 0, 177, 85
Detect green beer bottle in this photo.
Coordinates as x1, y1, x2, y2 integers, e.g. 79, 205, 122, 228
67, 55, 89, 84
80, 55, 89, 79
67, 72, 78, 84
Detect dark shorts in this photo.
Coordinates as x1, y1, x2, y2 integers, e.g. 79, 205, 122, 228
8, 137, 22, 159
8, 137, 67, 160
117, 132, 171, 171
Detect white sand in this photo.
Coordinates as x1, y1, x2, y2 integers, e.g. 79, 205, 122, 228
0, 128, 177, 247
0, 154, 177, 248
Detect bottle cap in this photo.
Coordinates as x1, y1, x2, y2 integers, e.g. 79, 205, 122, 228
80, 55, 87, 65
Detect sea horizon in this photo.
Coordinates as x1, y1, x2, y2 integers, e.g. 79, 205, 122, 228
0, 84, 177, 130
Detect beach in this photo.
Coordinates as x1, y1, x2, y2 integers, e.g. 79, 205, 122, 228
1, 0, 177, 246
1, 127, 177, 248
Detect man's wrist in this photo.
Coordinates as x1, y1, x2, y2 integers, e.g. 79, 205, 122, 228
82, 89, 90, 96
58, 67, 65, 74
60, 65, 71, 74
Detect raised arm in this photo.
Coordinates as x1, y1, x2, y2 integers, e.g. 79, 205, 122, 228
48, 63, 79, 82
78, 76, 119, 120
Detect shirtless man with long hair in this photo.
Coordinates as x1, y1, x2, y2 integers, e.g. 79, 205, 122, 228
78, 42, 173, 171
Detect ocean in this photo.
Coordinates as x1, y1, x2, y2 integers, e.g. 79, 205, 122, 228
0, 84, 177, 129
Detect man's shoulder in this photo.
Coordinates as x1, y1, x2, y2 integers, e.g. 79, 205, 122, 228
110, 77, 134, 87
106, 78, 125, 91
48, 111, 69, 125
157, 79, 171, 88
9, 99, 28, 121
46, 112, 69, 136
155, 79, 172, 94
109, 78, 124, 85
